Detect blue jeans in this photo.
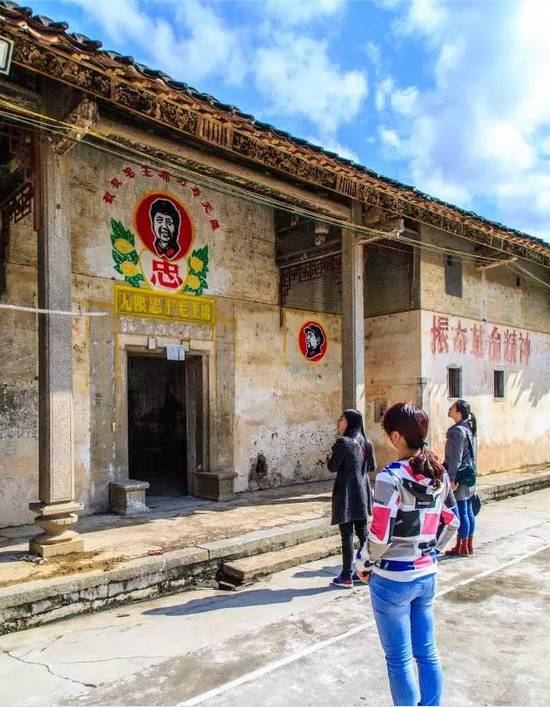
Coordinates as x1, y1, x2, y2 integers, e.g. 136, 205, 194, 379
457, 498, 475, 540
370, 573, 442, 706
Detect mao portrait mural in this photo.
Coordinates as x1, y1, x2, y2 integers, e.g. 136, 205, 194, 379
103, 166, 220, 296
298, 321, 328, 362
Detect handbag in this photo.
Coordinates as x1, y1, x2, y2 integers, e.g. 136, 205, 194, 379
455, 431, 477, 487
472, 493, 482, 516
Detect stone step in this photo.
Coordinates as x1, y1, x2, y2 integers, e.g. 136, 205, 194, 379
478, 469, 550, 503
220, 535, 343, 586
0, 518, 337, 635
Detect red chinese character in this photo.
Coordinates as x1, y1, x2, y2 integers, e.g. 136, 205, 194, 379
158, 170, 170, 182
488, 326, 502, 362
453, 321, 468, 354
210, 219, 220, 231
191, 186, 201, 197
103, 191, 116, 205
431, 315, 449, 354
150, 260, 183, 289
142, 166, 153, 177
110, 177, 123, 189
201, 201, 214, 215
123, 167, 136, 179
177, 177, 188, 186
519, 332, 531, 365
470, 324, 484, 358
503, 330, 518, 364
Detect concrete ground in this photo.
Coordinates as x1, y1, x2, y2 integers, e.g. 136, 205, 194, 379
0, 482, 333, 587
0, 487, 549, 706
0, 465, 547, 589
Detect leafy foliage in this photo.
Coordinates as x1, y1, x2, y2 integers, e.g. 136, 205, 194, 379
184, 245, 209, 296
110, 219, 142, 287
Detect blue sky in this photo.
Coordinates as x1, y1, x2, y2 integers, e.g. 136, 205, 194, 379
32, 0, 550, 240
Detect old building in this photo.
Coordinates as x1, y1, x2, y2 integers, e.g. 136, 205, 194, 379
0, 4, 548, 556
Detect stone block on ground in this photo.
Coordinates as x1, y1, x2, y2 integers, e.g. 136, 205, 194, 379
220, 535, 342, 586
109, 480, 150, 515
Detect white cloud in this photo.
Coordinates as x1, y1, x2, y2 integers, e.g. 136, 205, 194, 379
254, 33, 367, 134
364, 41, 382, 73
263, 0, 345, 26
379, 126, 401, 149
306, 136, 359, 162
375, 77, 394, 112
390, 86, 418, 115
61, 0, 246, 84
378, 0, 550, 237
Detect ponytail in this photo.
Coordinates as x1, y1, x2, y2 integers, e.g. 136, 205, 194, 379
382, 402, 445, 484
469, 412, 477, 437
455, 399, 477, 436
409, 448, 445, 484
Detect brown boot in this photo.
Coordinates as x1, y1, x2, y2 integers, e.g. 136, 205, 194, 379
445, 538, 461, 556
446, 538, 469, 557
467, 535, 474, 555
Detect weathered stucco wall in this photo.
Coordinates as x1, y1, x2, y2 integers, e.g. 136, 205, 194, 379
234, 306, 341, 492
422, 310, 550, 473
420, 225, 550, 332
0, 140, 324, 525
420, 225, 550, 474
365, 310, 422, 468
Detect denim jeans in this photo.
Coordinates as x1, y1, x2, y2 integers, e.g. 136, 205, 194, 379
369, 572, 443, 706
457, 498, 475, 540
339, 520, 368, 579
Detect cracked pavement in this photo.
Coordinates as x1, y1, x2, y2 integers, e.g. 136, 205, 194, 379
0, 488, 549, 706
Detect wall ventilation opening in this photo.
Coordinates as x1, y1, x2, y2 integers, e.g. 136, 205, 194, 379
494, 370, 505, 399
448, 367, 462, 399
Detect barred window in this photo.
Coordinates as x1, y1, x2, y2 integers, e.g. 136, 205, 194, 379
494, 370, 505, 399
448, 367, 462, 399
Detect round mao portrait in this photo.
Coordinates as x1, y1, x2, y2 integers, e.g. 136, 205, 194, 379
134, 192, 193, 260
299, 321, 328, 362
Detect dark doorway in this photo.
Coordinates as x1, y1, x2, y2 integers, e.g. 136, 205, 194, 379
128, 355, 188, 495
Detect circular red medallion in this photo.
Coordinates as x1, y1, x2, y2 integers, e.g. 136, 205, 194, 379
134, 192, 193, 261
298, 321, 328, 362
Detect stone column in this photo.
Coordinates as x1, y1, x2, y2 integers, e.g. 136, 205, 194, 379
29, 137, 83, 557
341, 200, 365, 414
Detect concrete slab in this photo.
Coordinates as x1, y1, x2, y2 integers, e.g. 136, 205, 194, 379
0, 487, 543, 707
222, 536, 342, 584
0, 468, 548, 634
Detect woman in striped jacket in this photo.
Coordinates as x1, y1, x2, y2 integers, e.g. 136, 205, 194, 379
356, 402, 459, 706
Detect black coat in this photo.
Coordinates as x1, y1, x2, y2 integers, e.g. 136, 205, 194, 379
327, 435, 376, 525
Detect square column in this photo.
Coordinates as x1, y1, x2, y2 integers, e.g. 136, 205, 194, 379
341, 200, 365, 414
29, 137, 83, 557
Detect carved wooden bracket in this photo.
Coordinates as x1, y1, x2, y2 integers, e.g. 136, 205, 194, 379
51, 97, 98, 155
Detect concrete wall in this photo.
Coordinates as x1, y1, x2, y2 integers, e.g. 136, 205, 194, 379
0, 141, 343, 525
420, 225, 550, 474
364, 310, 422, 469
234, 306, 341, 492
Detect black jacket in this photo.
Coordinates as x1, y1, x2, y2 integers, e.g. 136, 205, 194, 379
328, 435, 376, 525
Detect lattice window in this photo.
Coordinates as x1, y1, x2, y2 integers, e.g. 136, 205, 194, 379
280, 253, 342, 314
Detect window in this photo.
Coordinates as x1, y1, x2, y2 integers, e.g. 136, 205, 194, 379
494, 370, 505, 399
444, 255, 463, 298
448, 367, 462, 398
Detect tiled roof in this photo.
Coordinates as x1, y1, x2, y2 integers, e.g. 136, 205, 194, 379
0, 0, 549, 262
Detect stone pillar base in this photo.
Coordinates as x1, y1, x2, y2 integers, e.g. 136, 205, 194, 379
109, 480, 150, 516
193, 471, 238, 501
29, 501, 84, 558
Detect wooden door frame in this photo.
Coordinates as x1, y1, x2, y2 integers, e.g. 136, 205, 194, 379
185, 352, 210, 495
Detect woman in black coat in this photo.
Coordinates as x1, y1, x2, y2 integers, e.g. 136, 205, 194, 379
327, 408, 376, 588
